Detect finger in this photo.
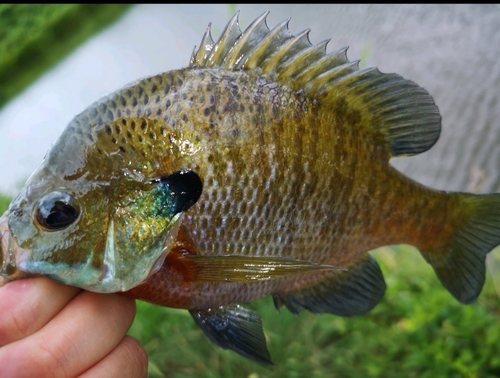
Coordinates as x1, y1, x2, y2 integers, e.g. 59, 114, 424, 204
78, 336, 148, 378
0, 291, 137, 378
0, 277, 80, 346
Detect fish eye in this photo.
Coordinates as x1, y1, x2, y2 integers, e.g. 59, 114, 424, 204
34, 191, 80, 231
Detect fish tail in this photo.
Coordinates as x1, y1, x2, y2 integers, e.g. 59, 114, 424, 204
419, 193, 500, 304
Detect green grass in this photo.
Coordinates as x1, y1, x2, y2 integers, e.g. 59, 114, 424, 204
128, 246, 500, 377
0, 194, 11, 214
0, 4, 131, 109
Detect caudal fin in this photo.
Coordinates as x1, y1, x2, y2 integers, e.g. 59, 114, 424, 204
420, 194, 500, 304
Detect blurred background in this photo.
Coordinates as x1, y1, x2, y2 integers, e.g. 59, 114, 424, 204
1, 4, 499, 377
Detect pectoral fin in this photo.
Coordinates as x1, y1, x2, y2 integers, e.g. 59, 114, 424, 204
190, 305, 273, 365
273, 255, 386, 316
183, 254, 345, 283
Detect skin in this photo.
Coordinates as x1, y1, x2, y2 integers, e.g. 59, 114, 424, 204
0, 277, 148, 378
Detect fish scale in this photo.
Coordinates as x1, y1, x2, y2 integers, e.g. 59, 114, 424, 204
86, 68, 319, 265
2, 11, 500, 364
90, 65, 379, 275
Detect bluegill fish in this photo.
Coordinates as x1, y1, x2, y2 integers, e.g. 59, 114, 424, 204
1, 11, 500, 364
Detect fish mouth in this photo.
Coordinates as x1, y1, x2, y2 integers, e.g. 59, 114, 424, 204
0, 211, 32, 287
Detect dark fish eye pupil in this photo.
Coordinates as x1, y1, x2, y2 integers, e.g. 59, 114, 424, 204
45, 201, 78, 228
35, 192, 80, 231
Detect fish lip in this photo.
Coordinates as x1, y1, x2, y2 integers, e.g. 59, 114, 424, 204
0, 211, 32, 287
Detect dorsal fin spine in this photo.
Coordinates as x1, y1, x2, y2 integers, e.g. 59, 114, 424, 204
189, 12, 442, 158
243, 19, 293, 70
292, 47, 349, 88
307, 61, 360, 94
277, 39, 330, 81
190, 23, 215, 67
223, 11, 270, 69
207, 11, 242, 67
264, 29, 312, 73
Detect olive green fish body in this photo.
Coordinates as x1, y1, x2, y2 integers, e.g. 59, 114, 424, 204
79, 67, 441, 308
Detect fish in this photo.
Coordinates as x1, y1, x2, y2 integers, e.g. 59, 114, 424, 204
1, 11, 500, 364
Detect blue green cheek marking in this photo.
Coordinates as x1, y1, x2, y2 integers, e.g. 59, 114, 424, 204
152, 183, 178, 218
150, 170, 203, 219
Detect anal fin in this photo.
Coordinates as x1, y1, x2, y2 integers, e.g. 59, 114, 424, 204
190, 305, 273, 365
183, 254, 344, 283
273, 255, 386, 316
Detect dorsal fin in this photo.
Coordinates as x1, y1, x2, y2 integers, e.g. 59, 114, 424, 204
222, 11, 271, 69
189, 22, 215, 67
189, 12, 441, 157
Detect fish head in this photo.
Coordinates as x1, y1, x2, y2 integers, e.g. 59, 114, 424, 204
1, 103, 203, 293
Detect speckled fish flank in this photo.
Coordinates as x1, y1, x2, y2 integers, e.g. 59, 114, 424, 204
1, 12, 500, 364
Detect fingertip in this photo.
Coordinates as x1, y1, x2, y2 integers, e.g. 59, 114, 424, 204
0, 277, 79, 345
121, 336, 149, 377
76, 291, 137, 330
114, 293, 137, 322
78, 336, 149, 378
0, 290, 142, 377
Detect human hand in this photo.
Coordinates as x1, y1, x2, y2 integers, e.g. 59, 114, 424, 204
0, 277, 148, 377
